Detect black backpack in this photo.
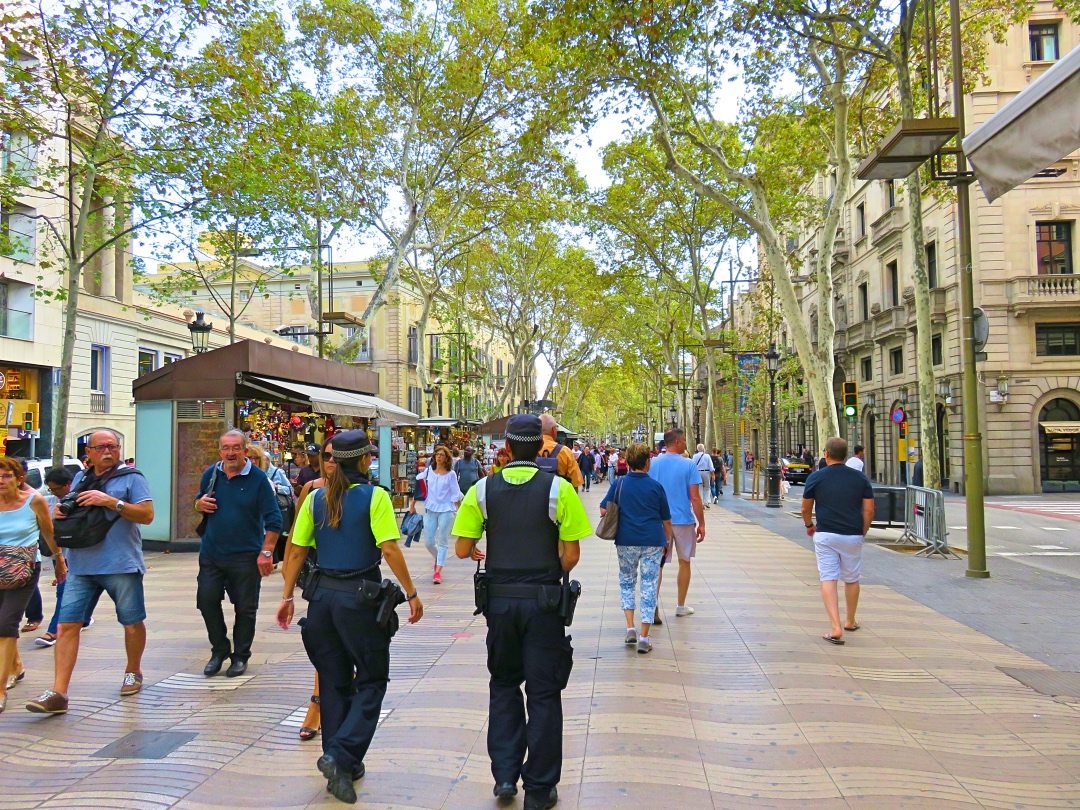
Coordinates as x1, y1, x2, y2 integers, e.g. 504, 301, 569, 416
55, 467, 143, 550
536, 442, 572, 482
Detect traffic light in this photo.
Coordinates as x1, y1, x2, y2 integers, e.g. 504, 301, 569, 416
23, 403, 38, 433
842, 382, 858, 419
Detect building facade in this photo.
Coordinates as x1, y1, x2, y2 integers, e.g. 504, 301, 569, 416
781, 4, 1080, 494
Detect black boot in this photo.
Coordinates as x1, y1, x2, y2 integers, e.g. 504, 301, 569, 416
203, 653, 226, 677
318, 754, 358, 804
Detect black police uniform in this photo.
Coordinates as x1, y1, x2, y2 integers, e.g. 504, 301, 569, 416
301, 483, 390, 777
483, 465, 574, 797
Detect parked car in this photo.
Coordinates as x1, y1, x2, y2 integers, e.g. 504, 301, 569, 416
22, 457, 84, 492
780, 456, 811, 484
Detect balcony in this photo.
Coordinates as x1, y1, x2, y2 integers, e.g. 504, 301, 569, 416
872, 304, 906, 337
870, 206, 904, 247
1006, 274, 1080, 316
844, 320, 872, 349
90, 392, 107, 413
0, 308, 32, 340
832, 230, 849, 263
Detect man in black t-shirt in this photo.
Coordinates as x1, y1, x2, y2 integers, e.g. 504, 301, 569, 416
801, 436, 874, 646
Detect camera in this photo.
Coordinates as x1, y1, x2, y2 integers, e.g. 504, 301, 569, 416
58, 493, 81, 516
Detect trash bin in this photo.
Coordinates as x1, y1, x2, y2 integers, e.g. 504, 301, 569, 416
870, 485, 906, 528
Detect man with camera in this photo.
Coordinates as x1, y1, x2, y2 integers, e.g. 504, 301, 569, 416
25, 430, 154, 715
194, 430, 282, 678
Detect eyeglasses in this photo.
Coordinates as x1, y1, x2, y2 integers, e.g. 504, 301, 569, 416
88, 443, 119, 451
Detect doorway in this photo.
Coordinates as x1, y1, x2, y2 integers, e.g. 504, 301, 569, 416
866, 413, 877, 480
1039, 398, 1080, 492
936, 404, 950, 488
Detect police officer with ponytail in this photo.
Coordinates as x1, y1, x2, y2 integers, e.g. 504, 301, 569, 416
277, 430, 423, 805
453, 415, 591, 810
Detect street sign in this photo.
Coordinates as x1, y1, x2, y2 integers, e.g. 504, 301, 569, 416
891, 406, 906, 424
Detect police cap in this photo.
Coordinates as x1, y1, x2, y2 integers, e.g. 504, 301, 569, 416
330, 430, 374, 460
505, 414, 542, 442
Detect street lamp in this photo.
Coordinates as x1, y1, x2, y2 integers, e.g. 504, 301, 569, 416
765, 343, 782, 508
188, 309, 213, 354
668, 403, 678, 427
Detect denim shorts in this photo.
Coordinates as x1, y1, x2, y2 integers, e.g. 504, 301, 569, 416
58, 572, 146, 626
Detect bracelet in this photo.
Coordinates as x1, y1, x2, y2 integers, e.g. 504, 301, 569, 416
406, 591, 417, 600
281, 596, 294, 602
805, 523, 814, 528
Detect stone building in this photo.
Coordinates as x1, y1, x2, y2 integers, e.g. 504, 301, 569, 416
779, 4, 1080, 494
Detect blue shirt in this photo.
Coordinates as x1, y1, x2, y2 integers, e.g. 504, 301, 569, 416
197, 460, 283, 559
66, 466, 152, 576
803, 463, 874, 535
647, 452, 699, 525
599, 472, 670, 546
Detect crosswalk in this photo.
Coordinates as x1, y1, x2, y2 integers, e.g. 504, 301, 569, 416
988, 501, 1080, 522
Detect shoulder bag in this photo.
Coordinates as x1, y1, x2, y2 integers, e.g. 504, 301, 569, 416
0, 544, 35, 589
55, 467, 141, 550
194, 465, 219, 539
594, 478, 625, 540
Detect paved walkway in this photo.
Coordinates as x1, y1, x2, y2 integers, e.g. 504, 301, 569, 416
3, 490, 1080, 808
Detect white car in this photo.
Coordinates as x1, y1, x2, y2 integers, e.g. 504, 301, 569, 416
23, 457, 84, 492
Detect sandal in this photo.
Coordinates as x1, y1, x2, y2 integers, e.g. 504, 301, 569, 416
823, 634, 845, 645
299, 694, 320, 741
21, 621, 40, 633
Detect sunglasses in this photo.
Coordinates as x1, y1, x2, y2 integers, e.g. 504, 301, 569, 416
321, 452, 333, 461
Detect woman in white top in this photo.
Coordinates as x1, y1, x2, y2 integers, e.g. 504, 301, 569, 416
416, 445, 462, 585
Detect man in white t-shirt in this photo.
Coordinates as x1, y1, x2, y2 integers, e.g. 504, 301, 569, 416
845, 444, 865, 472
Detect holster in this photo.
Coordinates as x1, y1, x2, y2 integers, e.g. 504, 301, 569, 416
374, 579, 406, 636
473, 560, 488, 616
559, 574, 581, 627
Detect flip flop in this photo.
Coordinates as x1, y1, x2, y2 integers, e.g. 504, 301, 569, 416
844, 624, 860, 632
21, 621, 40, 633
823, 635, 845, 645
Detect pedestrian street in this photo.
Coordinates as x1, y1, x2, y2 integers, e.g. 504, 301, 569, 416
3, 489, 1080, 809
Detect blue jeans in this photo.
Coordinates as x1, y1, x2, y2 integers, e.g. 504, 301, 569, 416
47, 576, 100, 636
58, 572, 146, 626
423, 509, 455, 567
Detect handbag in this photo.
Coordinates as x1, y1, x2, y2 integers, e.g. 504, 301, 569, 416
0, 544, 36, 590
594, 478, 624, 540
194, 465, 219, 538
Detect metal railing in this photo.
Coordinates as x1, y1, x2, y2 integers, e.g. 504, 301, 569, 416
899, 485, 959, 558
90, 392, 107, 413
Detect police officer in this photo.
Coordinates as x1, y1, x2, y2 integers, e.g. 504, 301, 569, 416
453, 415, 591, 810
277, 430, 423, 804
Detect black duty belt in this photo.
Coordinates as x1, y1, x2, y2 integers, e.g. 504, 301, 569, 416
488, 583, 556, 598
314, 573, 378, 593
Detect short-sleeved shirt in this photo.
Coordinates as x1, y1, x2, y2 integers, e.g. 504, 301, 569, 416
290, 484, 400, 548
803, 464, 874, 535
65, 466, 152, 576
647, 452, 700, 525
599, 472, 670, 547
451, 466, 592, 542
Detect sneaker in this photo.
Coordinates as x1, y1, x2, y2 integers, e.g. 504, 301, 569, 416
624, 628, 637, 645
637, 637, 653, 654
433, 571, 441, 585
120, 672, 143, 696
34, 634, 56, 648
675, 606, 695, 617
83, 617, 95, 630
25, 690, 68, 714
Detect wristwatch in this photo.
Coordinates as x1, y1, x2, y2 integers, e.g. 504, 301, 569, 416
805, 523, 814, 528
114, 500, 126, 513
260, 550, 273, 558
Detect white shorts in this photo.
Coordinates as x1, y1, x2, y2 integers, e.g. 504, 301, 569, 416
814, 532, 864, 583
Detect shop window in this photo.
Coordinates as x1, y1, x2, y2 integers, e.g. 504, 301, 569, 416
926, 241, 938, 288
932, 334, 943, 366
1036, 323, 1080, 356
1036, 222, 1073, 275
889, 346, 903, 376
1029, 22, 1059, 62
137, 348, 158, 377
861, 356, 872, 381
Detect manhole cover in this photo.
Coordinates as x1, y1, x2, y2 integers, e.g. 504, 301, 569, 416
92, 730, 197, 759
999, 667, 1080, 700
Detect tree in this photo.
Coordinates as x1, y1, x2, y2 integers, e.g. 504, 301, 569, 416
1, 0, 251, 465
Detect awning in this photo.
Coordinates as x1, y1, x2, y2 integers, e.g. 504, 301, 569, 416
1040, 421, 1080, 435
246, 375, 418, 425
418, 417, 461, 428
963, 42, 1080, 202
556, 422, 578, 438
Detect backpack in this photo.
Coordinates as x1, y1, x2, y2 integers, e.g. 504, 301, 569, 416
55, 467, 143, 550
454, 457, 483, 491
274, 484, 296, 535
537, 442, 573, 482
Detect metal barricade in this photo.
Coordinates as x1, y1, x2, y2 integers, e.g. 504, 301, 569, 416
902, 485, 959, 559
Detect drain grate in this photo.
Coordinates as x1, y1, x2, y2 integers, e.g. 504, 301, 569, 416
999, 667, 1080, 700
92, 730, 198, 759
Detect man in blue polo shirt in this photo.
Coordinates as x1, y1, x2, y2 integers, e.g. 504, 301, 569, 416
194, 429, 282, 677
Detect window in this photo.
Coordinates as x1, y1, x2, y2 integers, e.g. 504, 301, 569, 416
407, 325, 418, 365
163, 353, 183, 365
926, 241, 938, 289
889, 347, 904, 375
861, 356, 873, 381
293, 283, 302, 290
858, 283, 869, 320
0, 203, 36, 262
496, 358, 504, 387
887, 261, 899, 306
1, 131, 36, 180
408, 385, 423, 415
884, 180, 896, 209
856, 203, 866, 238
90, 345, 108, 412
1030, 23, 1059, 61
1036, 222, 1073, 275
137, 348, 158, 377
0, 279, 33, 340
240, 289, 250, 301
1036, 323, 1080, 356
355, 279, 364, 287
429, 334, 441, 362
932, 334, 943, 366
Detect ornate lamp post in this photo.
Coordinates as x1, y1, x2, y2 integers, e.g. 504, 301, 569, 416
187, 309, 213, 354
765, 343, 782, 508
